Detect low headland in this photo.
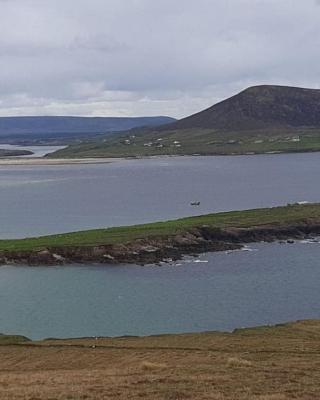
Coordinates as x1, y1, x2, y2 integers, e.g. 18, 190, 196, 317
1, 319, 320, 399
0, 148, 33, 157
1, 203, 319, 266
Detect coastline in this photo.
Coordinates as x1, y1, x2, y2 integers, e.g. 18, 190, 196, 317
1, 222, 319, 266
0, 203, 319, 266
0, 319, 317, 343
0, 156, 125, 166
1, 148, 320, 167
0, 154, 180, 166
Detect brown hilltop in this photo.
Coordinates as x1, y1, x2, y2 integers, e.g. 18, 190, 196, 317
160, 85, 320, 132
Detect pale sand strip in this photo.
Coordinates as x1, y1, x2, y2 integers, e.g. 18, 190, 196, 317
0, 157, 125, 166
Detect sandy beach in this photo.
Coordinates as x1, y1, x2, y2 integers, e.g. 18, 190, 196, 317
0, 157, 124, 166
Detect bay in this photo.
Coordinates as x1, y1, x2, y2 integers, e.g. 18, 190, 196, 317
0, 241, 319, 340
0, 153, 319, 239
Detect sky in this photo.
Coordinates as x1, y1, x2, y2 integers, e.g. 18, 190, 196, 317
0, 0, 320, 119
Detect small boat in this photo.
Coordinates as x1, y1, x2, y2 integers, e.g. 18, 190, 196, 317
190, 201, 200, 206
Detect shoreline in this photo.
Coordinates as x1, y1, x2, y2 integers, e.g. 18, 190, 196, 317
1, 222, 318, 266
0, 318, 317, 344
48, 143, 320, 159
0, 203, 319, 266
0, 154, 185, 166
0, 156, 125, 166
0, 148, 320, 166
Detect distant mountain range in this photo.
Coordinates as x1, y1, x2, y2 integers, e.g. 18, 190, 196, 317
50, 85, 320, 158
0, 116, 176, 144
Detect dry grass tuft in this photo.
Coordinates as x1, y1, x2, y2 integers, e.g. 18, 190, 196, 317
141, 361, 168, 371
253, 395, 288, 400
227, 357, 253, 367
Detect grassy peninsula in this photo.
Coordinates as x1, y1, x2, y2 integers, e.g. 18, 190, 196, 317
0, 203, 319, 265
1, 320, 320, 399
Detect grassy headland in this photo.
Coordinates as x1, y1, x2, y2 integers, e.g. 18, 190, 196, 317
1, 203, 320, 251
1, 320, 320, 399
0, 203, 319, 265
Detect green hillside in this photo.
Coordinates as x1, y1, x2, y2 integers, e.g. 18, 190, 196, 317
50, 85, 320, 158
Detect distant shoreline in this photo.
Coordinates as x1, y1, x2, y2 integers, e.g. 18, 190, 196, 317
0, 157, 124, 166
1, 148, 320, 166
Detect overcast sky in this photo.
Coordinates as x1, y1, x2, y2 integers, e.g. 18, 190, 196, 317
0, 0, 320, 118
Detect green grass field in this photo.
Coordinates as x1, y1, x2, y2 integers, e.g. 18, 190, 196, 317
49, 128, 320, 158
0, 203, 319, 252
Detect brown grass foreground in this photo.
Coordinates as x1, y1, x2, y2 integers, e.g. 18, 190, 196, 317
1, 320, 320, 399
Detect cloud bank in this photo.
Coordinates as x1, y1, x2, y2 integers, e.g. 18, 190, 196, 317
0, 0, 320, 118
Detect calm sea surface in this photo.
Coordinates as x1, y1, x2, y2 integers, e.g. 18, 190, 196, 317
0, 152, 319, 339
0, 242, 319, 340
0, 153, 320, 239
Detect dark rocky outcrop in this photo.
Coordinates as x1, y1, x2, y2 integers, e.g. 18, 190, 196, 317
0, 149, 33, 157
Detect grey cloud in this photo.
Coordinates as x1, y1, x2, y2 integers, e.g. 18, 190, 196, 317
0, 0, 320, 118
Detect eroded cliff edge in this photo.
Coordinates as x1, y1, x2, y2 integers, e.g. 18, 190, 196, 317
1, 221, 319, 266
